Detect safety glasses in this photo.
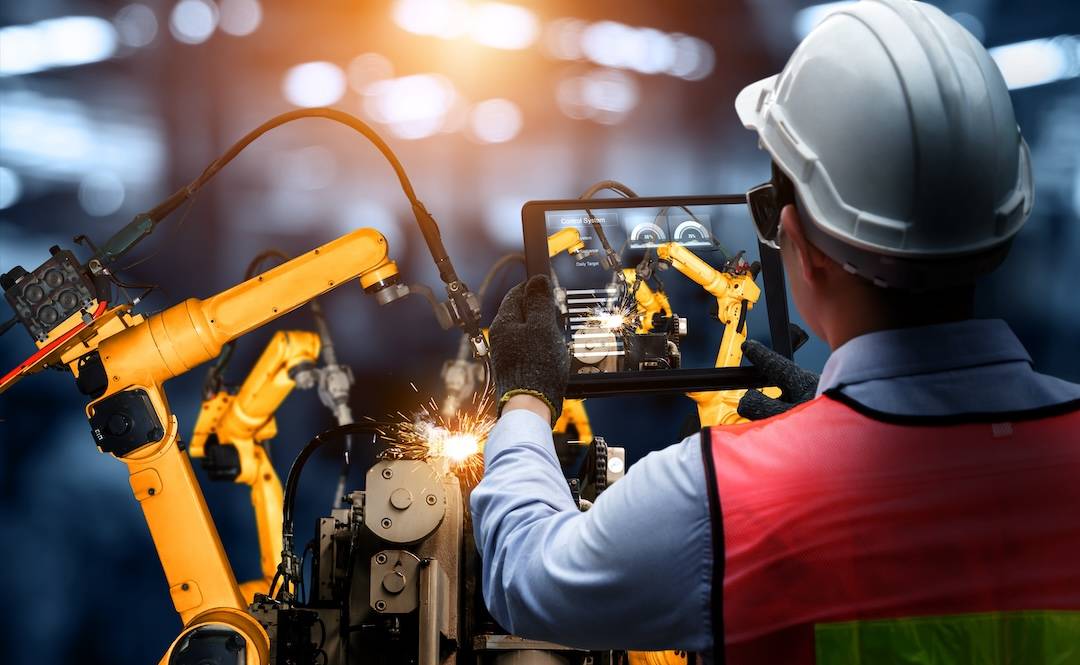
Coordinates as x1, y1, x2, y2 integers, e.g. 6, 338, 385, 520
746, 164, 796, 250
746, 182, 782, 250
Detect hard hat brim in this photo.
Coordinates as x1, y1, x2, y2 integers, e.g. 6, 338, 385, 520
734, 74, 778, 132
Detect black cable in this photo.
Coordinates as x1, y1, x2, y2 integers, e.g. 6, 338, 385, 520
299, 539, 315, 605
277, 423, 384, 602
119, 189, 200, 270
123, 109, 457, 283
0, 316, 17, 337
94, 108, 483, 354
313, 616, 327, 663
579, 179, 730, 259
579, 180, 638, 274
579, 179, 639, 200
283, 424, 382, 534
267, 569, 282, 599
243, 249, 292, 281
477, 253, 526, 302
406, 282, 439, 310
202, 341, 236, 399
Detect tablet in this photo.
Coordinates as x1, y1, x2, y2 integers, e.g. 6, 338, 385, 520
522, 195, 793, 398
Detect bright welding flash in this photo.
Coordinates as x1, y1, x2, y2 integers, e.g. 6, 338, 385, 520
442, 432, 481, 463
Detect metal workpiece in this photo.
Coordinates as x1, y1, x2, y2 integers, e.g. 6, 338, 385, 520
474, 635, 584, 652
414, 472, 464, 661
370, 550, 422, 614
418, 558, 451, 665
364, 460, 447, 544
493, 649, 573, 665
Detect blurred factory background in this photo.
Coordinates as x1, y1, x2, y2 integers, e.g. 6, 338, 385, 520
0, 1, 1077, 662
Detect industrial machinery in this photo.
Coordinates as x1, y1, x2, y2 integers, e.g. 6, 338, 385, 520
546, 226, 686, 377
252, 410, 626, 665
0, 109, 487, 664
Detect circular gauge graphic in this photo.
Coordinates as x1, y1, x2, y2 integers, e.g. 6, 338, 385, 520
629, 222, 667, 248
673, 220, 711, 246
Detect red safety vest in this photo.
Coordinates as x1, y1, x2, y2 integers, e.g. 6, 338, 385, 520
704, 392, 1080, 664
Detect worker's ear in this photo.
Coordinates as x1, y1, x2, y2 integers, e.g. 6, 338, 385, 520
780, 205, 829, 286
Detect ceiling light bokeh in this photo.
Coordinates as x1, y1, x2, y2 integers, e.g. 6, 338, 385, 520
218, 0, 262, 37
77, 171, 126, 217
170, 0, 220, 45
363, 74, 458, 139
469, 98, 524, 143
113, 4, 159, 48
0, 167, 22, 210
348, 53, 395, 93
393, 0, 538, 49
282, 61, 347, 107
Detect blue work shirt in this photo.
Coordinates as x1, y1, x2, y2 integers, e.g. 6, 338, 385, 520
469, 319, 1080, 651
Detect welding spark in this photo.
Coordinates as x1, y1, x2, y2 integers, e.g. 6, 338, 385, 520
380, 387, 496, 488
587, 302, 639, 334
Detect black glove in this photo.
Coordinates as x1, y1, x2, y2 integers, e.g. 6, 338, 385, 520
737, 339, 820, 421
490, 274, 570, 426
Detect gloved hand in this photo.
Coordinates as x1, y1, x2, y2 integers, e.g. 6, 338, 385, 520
737, 338, 820, 421
490, 274, 570, 426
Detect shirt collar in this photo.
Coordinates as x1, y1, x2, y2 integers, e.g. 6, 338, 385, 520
816, 319, 1032, 397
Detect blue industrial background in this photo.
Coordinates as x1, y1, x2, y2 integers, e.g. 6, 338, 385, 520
1, 1, 1077, 662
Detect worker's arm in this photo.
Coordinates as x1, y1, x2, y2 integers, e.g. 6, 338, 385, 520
471, 407, 713, 651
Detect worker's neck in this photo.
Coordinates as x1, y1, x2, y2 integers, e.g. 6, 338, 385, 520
822, 281, 975, 350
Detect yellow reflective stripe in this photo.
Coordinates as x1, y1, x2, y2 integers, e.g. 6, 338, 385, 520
815, 610, 1080, 665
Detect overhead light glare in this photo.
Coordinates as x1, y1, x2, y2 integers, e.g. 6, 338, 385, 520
0, 16, 119, 76
990, 36, 1080, 90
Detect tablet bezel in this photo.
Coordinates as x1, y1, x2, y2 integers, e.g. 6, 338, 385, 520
521, 195, 794, 398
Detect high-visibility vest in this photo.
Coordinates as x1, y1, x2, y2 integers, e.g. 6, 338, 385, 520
704, 392, 1080, 664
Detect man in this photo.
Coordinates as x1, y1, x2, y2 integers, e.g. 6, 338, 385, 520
471, 0, 1080, 662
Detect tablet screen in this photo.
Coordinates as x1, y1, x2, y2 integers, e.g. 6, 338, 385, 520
540, 200, 773, 377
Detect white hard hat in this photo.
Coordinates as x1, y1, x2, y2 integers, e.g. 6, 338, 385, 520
736, 0, 1033, 289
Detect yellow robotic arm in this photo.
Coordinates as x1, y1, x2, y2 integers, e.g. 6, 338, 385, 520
547, 227, 671, 334
547, 228, 586, 258
553, 397, 593, 444
620, 268, 672, 334
655, 243, 779, 425
0, 228, 403, 663
190, 329, 321, 601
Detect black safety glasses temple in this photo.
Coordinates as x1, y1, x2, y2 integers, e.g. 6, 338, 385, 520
746, 181, 782, 250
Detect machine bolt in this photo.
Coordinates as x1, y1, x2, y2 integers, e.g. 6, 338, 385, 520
374, 600, 387, 612
147, 487, 156, 496
375, 553, 388, 565
390, 488, 413, 510
381, 468, 393, 479
106, 412, 132, 437
382, 571, 407, 594
425, 494, 438, 506
381, 518, 393, 529
181, 583, 190, 591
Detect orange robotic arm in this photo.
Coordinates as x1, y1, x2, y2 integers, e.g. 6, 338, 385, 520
190, 329, 321, 601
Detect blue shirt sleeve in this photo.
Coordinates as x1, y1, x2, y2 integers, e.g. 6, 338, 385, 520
470, 409, 714, 651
